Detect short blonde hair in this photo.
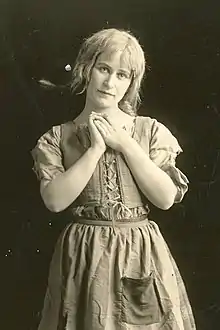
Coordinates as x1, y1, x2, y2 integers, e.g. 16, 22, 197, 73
71, 28, 147, 115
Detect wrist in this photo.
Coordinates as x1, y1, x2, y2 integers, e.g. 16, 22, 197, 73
119, 135, 134, 154
88, 146, 105, 159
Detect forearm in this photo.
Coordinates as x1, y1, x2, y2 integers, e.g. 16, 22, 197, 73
41, 147, 103, 212
121, 137, 177, 210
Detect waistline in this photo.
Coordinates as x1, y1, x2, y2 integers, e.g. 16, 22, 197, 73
72, 214, 148, 228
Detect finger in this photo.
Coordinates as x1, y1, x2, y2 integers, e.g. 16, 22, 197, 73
91, 111, 104, 116
88, 116, 101, 134
90, 113, 105, 125
93, 116, 112, 131
90, 112, 105, 119
88, 115, 96, 128
101, 113, 115, 127
94, 120, 108, 137
91, 112, 110, 120
90, 113, 105, 120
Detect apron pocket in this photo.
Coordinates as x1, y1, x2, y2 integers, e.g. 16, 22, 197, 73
120, 272, 164, 325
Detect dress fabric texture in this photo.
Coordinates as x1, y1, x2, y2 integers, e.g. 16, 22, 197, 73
31, 116, 196, 330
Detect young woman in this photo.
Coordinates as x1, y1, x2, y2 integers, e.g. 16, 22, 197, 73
32, 28, 196, 330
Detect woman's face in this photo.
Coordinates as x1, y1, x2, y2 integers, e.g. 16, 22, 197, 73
85, 50, 132, 110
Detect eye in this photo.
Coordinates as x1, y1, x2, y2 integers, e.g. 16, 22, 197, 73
118, 72, 129, 80
98, 66, 109, 73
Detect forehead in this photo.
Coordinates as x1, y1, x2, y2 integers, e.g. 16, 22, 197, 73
96, 50, 132, 71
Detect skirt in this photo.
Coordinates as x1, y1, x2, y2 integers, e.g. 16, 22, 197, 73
37, 217, 196, 330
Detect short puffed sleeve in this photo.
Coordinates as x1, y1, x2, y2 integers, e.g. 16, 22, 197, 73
149, 119, 189, 203
31, 125, 65, 181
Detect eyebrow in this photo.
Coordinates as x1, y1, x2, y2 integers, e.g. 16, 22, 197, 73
96, 62, 131, 74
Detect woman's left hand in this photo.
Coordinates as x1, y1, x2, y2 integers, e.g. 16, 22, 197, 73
92, 112, 130, 152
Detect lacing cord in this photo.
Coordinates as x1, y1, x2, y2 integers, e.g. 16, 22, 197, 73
103, 199, 133, 232
73, 152, 142, 231
102, 156, 134, 232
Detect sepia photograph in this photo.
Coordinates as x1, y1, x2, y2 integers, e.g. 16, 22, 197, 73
1, 0, 220, 329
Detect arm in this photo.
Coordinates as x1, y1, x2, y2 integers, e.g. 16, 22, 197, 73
40, 146, 103, 212
93, 113, 178, 210
38, 115, 106, 212
120, 136, 177, 210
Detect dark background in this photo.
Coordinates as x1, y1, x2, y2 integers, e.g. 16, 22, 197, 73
1, 0, 220, 329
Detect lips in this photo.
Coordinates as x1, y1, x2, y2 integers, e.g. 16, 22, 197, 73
98, 90, 114, 97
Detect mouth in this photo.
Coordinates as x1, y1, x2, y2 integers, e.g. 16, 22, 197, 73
98, 90, 114, 97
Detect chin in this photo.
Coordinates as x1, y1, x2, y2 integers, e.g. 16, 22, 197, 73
95, 100, 114, 109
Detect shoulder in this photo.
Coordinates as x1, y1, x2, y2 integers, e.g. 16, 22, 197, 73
136, 115, 161, 137
137, 115, 175, 137
37, 124, 61, 141
136, 115, 182, 152
136, 115, 155, 126
37, 121, 77, 143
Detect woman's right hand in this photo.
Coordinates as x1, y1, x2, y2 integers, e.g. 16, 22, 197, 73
88, 114, 106, 154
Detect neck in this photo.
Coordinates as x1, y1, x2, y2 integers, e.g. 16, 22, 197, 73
78, 103, 124, 121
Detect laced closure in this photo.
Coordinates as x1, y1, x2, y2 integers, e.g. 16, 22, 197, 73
102, 149, 133, 230
71, 119, 149, 226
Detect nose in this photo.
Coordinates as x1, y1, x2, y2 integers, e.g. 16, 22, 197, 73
103, 73, 115, 88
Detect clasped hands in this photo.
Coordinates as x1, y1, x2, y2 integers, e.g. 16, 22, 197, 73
88, 111, 131, 153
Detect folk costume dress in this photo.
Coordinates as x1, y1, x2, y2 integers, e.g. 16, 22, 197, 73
31, 116, 196, 330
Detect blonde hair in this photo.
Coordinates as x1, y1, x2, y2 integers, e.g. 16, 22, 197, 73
71, 28, 147, 115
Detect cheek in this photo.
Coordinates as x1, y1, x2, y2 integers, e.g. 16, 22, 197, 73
119, 81, 131, 95
87, 76, 97, 92
90, 69, 103, 84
